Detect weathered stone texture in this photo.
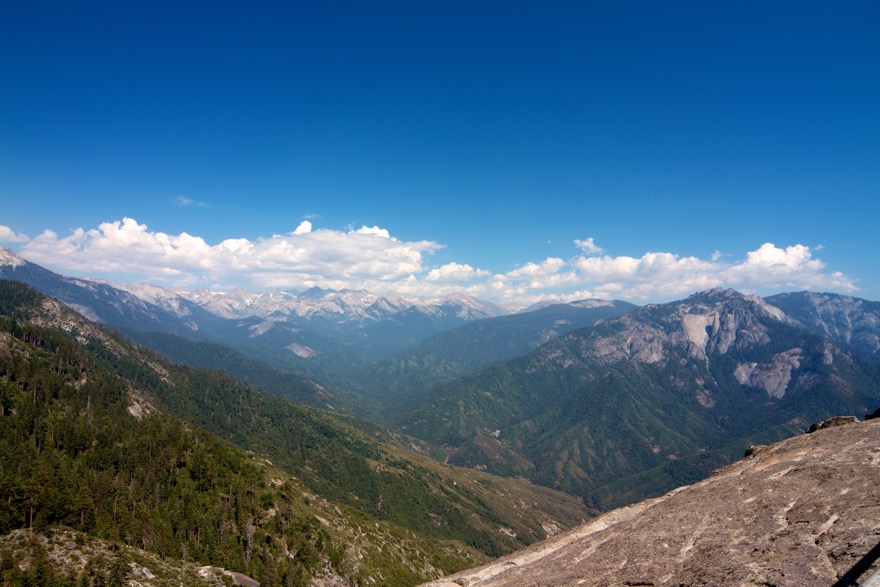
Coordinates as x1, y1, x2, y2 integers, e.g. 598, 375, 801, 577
425, 419, 880, 587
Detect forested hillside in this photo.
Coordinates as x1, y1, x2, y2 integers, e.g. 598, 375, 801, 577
0, 280, 590, 586
399, 289, 880, 508
358, 300, 637, 414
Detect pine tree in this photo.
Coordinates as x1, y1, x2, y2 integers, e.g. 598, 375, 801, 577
106, 549, 129, 587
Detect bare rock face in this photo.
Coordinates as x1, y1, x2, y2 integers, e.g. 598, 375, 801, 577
424, 419, 880, 587
576, 289, 796, 369
733, 348, 803, 399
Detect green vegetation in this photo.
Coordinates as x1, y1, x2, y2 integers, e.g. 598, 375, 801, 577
0, 280, 588, 585
358, 301, 636, 414
123, 330, 337, 408
397, 293, 880, 508
11, 273, 878, 584
0, 284, 353, 583
92, 330, 583, 556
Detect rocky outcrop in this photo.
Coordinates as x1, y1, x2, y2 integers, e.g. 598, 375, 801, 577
733, 348, 803, 399
0, 528, 262, 587
576, 289, 796, 368
806, 415, 859, 433
424, 419, 880, 587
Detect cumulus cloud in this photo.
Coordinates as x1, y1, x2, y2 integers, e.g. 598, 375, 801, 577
293, 221, 312, 235
0, 225, 30, 243
425, 262, 490, 282
354, 226, 391, 238
11, 216, 858, 306
506, 257, 566, 279
479, 242, 856, 306
20, 217, 444, 291
742, 243, 820, 270
723, 243, 852, 292
574, 237, 603, 255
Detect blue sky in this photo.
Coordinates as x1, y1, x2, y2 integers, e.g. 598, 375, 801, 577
1, 2, 878, 306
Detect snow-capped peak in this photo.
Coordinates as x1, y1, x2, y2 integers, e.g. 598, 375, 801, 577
174, 286, 509, 322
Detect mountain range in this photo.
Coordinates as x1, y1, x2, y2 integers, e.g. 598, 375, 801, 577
3, 247, 880, 584
356, 298, 639, 415
0, 249, 509, 387
0, 279, 590, 586
398, 288, 880, 507
766, 291, 880, 356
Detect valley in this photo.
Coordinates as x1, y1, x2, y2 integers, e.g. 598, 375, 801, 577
0, 279, 591, 585
2, 248, 880, 585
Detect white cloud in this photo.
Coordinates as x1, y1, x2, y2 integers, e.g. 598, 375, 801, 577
0, 225, 30, 243
293, 221, 312, 235
426, 262, 490, 282
560, 243, 852, 301
354, 226, 391, 238
721, 243, 852, 292
474, 259, 580, 304
460, 242, 856, 306
12, 217, 858, 305
505, 257, 566, 279
574, 237, 603, 255
20, 217, 444, 290
742, 243, 819, 269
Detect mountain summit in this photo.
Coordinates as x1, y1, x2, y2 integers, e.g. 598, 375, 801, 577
400, 288, 880, 507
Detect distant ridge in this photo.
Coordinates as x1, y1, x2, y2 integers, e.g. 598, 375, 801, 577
766, 291, 880, 356
399, 287, 880, 508
0, 279, 592, 585
5, 248, 880, 519
0, 248, 512, 371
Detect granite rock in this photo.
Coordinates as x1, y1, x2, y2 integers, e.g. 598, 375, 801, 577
424, 419, 880, 587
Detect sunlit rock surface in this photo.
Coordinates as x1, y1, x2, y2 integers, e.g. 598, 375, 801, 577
425, 418, 880, 587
